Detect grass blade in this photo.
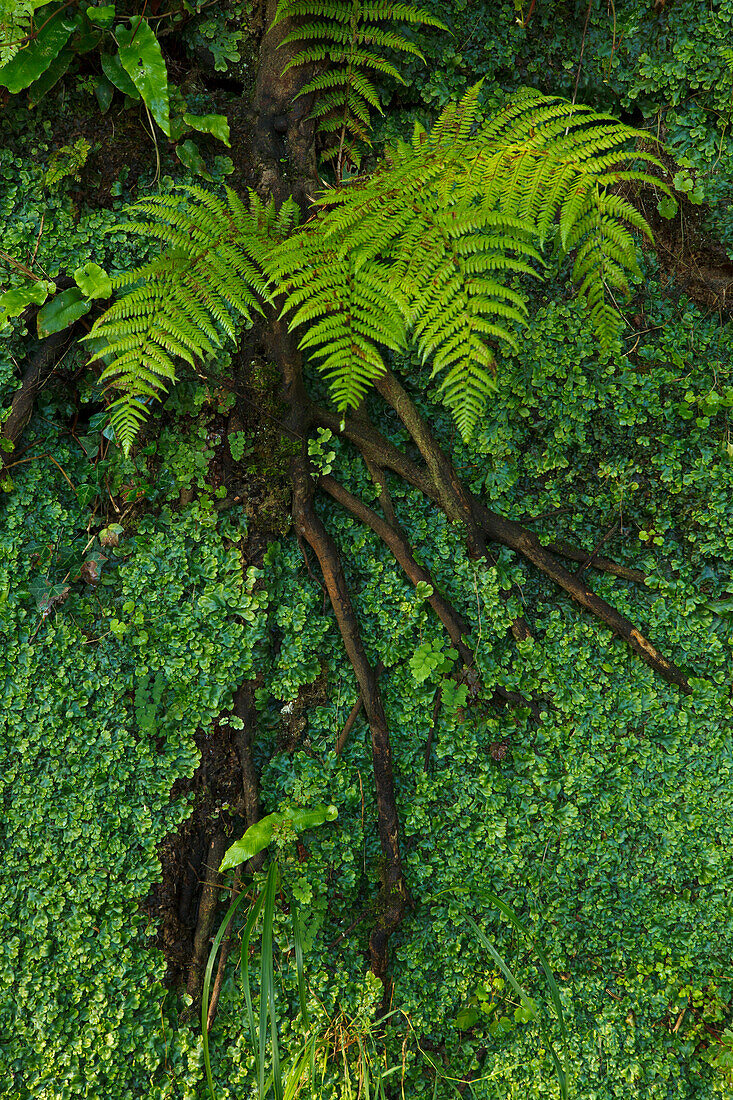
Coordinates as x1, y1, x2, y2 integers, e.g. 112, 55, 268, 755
202, 887, 251, 1100
466, 915, 526, 1003
261, 862, 284, 1100
478, 889, 568, 1045
290, 900, 310, 1025
240, 886, 267, 1089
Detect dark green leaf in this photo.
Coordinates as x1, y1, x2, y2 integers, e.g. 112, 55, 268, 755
87, 4, 116, 27
27, 47, 73, 105
183, 112, 231, 146
100, 50, 139, 99
0, 8, 75, 92
94, 75, 114, 113
37, 287, 90, 337
175, 139, 211, 179
116, 19, 169, 135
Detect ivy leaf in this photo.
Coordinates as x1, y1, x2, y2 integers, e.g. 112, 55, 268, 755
116, 20, 170, 136
37, 287, 90, 337
27, 576, 70, 616
175, 139, 211, 179
87, 4, 116, 27
183, 112, 231, 146
73, 262, 112, 300
100, 50, 139, 99
0, 7, 76, 92
0, 280, 54, 326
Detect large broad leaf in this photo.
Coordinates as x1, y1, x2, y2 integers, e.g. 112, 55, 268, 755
0, 6, 76, 92
0, 280, 54, 326
175, 139, 211, 180
100, 50, 139, 99
116, 19, 170, 135
183, 112, 231, 146
37, 287, 90, 337
26, 46, 73, 105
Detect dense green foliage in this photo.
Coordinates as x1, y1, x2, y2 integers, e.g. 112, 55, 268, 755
86, 87, 665, 452
0, 438, 269, 1095
2, 1, 733, 1097
272, 0, 445, 167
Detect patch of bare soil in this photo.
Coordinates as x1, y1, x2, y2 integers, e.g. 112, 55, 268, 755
638, 188, 733, 318
142, 722, 244, 989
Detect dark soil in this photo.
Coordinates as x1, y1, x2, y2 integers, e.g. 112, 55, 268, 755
142, 721, 245, 989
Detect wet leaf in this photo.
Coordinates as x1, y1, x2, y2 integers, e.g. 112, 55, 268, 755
116, 20, 170, 135
37, 287, 90, 337
0, 7, 75, 92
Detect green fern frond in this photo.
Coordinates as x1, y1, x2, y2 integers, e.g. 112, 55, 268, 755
92, 84, 671, 454
274, 0, 447, 171
268, 228, 407, 410
291, 85, 669, 436
85, 187, 293, 454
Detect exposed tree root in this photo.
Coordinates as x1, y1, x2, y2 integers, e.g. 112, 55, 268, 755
320, 473, 539, 716
265, 320, 410, 982
546, 538, 646, 583
184, 832, 228, 1016
292, 457, 408, 979
373, 371, 691, 694
471, 496, 691, 692
320, 474, 472, 654
1, 327, 76, 472
336, 661, 384, 756
232, 680, 262, 829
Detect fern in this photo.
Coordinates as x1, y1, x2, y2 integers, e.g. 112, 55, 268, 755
272, 0, 446, 172
87, 87, 672, 450
289, 85, 667, 435
268, 229, 408, 410
84, 187, 298, 454
0, 0, 33, 65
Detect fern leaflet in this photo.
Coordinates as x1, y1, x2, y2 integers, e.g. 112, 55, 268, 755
84, 187, 297, 454
273, 0, 446, 172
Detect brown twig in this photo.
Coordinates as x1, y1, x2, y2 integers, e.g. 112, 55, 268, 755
185, 832, 228, 1014
336, 661, 384, 756
206, 867, 242, 1031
